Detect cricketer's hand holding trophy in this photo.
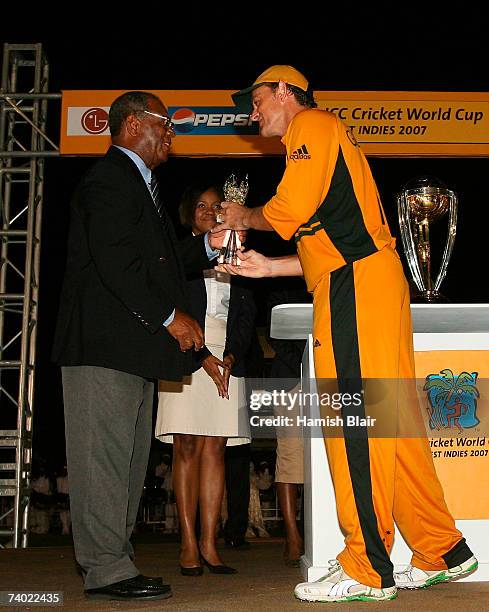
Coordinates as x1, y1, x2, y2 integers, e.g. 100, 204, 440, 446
217, 173, 249, 265
397, 176, 458, 302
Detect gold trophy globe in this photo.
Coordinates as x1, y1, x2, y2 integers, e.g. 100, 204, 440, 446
397, 176, 457, 302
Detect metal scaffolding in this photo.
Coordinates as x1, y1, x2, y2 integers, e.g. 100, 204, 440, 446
0, 43, 60, 547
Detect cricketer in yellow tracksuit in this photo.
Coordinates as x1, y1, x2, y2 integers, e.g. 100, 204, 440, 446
262, 108, 473, 589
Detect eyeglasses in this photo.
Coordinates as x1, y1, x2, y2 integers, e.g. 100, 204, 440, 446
143, 110, 174, 131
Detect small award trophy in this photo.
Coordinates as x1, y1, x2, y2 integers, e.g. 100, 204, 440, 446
397, 176, 458, 302
217, 173, 249, 265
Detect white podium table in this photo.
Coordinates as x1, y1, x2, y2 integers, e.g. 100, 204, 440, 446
270, 303, 489, 582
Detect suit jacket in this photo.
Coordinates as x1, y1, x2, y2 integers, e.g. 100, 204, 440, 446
52, 146, 211, 381
185, 271, 256, 378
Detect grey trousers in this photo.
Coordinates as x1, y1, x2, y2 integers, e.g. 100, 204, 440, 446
62, 365, 154, 589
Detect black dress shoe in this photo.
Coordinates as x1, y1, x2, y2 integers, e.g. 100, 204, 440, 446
180, 565, 204, 576
85, 575, 172, 600
200, 553, 237, 574
225, 538, 251, 550
139, 574, 164, 583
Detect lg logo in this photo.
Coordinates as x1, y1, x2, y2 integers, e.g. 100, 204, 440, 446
81, 108, 109, 134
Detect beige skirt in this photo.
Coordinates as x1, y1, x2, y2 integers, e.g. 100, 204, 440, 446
155, 316, 251, 446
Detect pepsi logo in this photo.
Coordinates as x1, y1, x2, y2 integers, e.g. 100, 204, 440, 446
167, 106, 257, 135
171, 108, 196, 133
81, 107, 109, 134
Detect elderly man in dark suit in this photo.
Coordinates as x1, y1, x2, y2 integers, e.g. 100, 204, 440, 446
52, 91, 230, 601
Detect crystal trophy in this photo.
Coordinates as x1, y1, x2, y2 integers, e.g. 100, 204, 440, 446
217, 173, 249, 265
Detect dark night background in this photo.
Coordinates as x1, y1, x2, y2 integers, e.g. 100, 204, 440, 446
1, 13, 488, 469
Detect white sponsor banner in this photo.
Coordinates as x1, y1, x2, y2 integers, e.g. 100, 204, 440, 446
67, 106, 110, 136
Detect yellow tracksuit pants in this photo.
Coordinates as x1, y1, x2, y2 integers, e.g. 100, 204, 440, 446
311, 246, 471, 588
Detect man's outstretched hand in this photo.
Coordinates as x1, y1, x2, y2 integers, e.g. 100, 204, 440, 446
216, 249, 273, 277
217, 250, 303, 278
166, 308, 204, 352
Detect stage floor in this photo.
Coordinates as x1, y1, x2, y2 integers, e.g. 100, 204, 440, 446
0, 538, 487, 610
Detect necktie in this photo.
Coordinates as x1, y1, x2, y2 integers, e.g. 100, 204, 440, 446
150, 174, 164, 216
150, 174, 169, 232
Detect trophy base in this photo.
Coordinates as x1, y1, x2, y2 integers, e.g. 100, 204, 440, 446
411, 290, 450, 304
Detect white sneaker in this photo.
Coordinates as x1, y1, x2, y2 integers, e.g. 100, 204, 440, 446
294, 560, 397, 603
394, 555, 478, 589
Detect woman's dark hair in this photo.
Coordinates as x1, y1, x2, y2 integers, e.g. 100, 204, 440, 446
179, 182, 224, 228
109, 91, 161, 136
267, 82, 317, 108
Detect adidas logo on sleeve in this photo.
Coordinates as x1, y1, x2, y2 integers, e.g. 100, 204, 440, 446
290, 144, 311, 161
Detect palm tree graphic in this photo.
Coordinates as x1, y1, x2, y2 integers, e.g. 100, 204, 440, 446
423, 369, 479, 431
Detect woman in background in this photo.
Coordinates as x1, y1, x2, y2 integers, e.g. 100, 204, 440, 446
156, 182, 255, 575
